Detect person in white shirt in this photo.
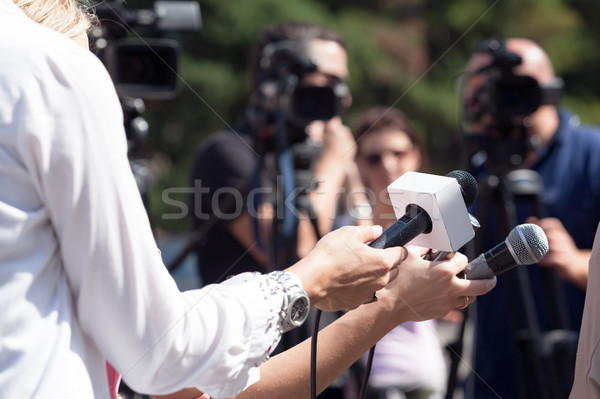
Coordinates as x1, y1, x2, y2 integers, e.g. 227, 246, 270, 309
1, 1, 496, 399
570, 221, 600, 399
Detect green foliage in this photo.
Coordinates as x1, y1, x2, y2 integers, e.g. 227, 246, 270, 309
128, 0, 600, 231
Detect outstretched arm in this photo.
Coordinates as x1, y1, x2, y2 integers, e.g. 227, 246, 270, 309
152, 247, 496, 399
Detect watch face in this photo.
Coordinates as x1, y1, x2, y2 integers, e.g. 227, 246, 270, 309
290, 297, 310, 325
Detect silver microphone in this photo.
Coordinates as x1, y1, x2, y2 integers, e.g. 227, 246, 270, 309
462, 223, 549, 280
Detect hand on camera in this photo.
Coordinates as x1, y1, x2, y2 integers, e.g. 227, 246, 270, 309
306, 117, 360, 235
305, 117, 355, 162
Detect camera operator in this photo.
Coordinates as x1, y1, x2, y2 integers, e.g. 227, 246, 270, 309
461, 37, 600, 399
189, 21, 356, 285
189, 22, 361, 397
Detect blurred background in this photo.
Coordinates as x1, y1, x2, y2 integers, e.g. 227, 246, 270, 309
100, 0, 600, 236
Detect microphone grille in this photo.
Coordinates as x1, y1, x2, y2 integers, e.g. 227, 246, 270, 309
507, 223, 549, 265
446, 170, 478, 207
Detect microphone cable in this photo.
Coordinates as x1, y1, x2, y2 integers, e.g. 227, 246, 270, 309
358, 345, 375, 399
310, 308, 322, 399
310, 307, 376, 399
356, 249, 457, 399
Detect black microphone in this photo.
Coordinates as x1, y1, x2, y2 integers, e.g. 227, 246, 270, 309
446, 169, 479, 207
369, 170, 478, 249
368, 203, 431, 249
461, 223, 549, 279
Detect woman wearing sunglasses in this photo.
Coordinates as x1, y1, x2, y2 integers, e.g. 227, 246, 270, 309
353, 106, 448, 399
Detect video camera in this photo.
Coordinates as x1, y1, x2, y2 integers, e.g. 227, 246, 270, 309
463, 38, 563, 175
252, 40, 350, 145
89, 0, 201, 220
92, 0, 201, 100
465, 37, 563, 125
90, 0, 201, 153
250, 39, 350, 214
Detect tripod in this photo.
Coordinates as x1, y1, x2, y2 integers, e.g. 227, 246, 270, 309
474, 169, 578, 398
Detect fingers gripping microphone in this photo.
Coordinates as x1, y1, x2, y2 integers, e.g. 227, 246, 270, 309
369, 171, 476, 252
461, 223, 549, 279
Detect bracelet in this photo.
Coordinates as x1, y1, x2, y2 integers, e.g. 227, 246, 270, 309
267, 271, 310, 333
244, 271, 310, 365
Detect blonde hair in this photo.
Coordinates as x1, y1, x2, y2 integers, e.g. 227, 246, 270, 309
14, 0, 97, 39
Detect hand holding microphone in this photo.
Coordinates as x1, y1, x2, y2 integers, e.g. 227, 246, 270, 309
363, 169, 478, 305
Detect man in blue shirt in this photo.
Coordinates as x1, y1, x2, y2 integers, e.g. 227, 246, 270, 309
460, 37, 600, 398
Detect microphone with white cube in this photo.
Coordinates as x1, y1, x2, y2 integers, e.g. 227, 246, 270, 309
369, 170, 476, 252
368, 170, 550, 279
358, 169, 479, 398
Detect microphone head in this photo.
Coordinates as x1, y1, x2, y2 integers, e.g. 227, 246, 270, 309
446, 170, 478, 207
507, 223, 549, 265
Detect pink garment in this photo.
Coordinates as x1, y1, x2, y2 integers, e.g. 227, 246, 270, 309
106, 361, 122, 399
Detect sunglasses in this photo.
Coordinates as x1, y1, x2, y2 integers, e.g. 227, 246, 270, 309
360, 149, 412, 166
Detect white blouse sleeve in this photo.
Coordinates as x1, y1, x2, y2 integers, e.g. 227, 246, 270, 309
16, 44, 287, 398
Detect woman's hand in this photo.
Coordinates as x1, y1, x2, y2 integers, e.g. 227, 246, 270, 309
376, 246, 497, 324
287, 225, 406, 312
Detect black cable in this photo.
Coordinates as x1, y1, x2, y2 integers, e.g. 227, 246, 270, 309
310, 309, 322, 399
309, 206, 323, 399
445, 308, 469, 399
358, 345, 376, 399
306, 198, 324, 399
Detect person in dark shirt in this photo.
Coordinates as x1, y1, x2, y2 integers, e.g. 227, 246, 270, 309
190, 21, 355, 286
189, 21, 358, 397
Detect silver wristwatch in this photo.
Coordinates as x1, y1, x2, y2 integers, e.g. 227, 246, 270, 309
268, 271, 310, 333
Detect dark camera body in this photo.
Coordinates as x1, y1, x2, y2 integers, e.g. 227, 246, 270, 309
93, 0, 200, 100
251, 79, 348, 152
104, 38, 181, 100
290, 84, 347, 126
473, 72, 563, 123
466, 37, 564, 126
464, 38, 563, 175
250, 40, 350, 156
